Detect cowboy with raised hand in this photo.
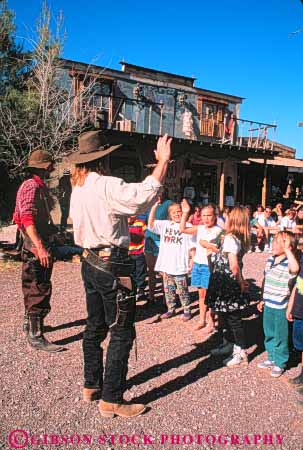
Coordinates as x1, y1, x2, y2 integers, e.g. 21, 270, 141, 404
68, 131, 172, 418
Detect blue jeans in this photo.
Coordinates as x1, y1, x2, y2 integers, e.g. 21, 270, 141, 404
293, 319, 303, 351
81, 261, 136, 403
130, 253, 147, 290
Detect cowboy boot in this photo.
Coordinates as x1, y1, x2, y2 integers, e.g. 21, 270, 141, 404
99, 400, 146, 418
83, 388, 102, 402
27, 314, 63, 353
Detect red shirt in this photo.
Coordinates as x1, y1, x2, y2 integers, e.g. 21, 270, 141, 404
13, 175, 51, 231
128, 219, 147, 255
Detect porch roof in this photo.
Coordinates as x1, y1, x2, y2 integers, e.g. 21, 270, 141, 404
249, 156, 303, 168
100, 130, 276, 163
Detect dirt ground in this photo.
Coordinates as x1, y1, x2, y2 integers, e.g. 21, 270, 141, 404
0, 226, 303, 450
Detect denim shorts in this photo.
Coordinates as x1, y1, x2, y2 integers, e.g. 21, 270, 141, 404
191, 262, 210, 289
293, 319, 303, 351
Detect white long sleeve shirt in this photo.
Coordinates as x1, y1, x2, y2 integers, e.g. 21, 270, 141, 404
70, 172, 161, 249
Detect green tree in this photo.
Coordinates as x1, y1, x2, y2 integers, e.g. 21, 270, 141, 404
0, 0, 28, 96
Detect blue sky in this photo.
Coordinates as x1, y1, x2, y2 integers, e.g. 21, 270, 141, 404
8, 0, 303, 156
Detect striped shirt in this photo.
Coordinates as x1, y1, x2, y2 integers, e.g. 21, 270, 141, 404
263, 256, 294, 309
128, 219, 147, 255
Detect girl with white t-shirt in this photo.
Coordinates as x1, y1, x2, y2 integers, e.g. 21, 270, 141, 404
180, 200, 223, 331
148, 202, 195, 321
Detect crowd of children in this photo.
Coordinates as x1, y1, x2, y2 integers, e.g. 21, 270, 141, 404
127, 195, 303, 401
249, 202, 303, 253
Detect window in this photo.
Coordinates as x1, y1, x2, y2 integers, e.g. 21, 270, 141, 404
203, 102, 217, 118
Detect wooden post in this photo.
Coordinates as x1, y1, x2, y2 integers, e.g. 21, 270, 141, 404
262, 159, 267, 207
219, 162, 225, 210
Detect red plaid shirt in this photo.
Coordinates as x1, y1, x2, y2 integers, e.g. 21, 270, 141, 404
13, 175, 50, 230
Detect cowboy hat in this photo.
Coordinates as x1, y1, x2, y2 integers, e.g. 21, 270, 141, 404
27, 149, 54, 170
67, 131, 122, 164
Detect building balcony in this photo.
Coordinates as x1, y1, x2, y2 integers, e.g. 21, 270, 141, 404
199, 113, 277, 150
76, 93, 277, 151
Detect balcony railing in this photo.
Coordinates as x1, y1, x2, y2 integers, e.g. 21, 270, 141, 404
77, 92, 277, 150
80, 93, 166, 135
199, 113, 277, 150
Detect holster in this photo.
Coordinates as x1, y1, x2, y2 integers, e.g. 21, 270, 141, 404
112, 285, 136, 329
82, 249, 136, 329
82, 248, 134, 278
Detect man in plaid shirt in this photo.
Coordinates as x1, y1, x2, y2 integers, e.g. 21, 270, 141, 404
14, 149, 63, 353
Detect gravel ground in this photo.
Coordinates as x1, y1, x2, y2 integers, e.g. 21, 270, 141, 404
1, 226, 303, 450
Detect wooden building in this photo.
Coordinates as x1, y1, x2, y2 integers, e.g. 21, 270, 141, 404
57, 59, 283, 207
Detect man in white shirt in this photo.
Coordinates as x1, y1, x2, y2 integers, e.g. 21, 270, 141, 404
257, 206, 279, 252
69, 130, 171, 418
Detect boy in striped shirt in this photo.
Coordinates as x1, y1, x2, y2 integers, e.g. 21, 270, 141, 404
257, 232, 299, 377
128, 215, 148, 301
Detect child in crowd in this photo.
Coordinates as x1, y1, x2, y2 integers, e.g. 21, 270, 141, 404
272, 202, 284, 224
148, 202, 195, 321
245, 205, 261, 253
144, 190, 173, 304
295, 206, 303, 233
206, 207, 251, 367
253, 204, 264, 219
286, 255, 303, 402
256, 206, 278, 253
128, 215, 147, 301
280, 208, 297, 232
180, 199, 223, 331
217, 206, 230, 230
189, 205, 203, 225
257, 232, 299, 377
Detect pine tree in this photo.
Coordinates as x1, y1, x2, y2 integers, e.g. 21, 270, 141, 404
0, 0, 28, 96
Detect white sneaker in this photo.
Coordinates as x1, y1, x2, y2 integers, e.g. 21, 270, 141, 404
255, 246, 262, 253
211, 339, 234, 356
224, 345, 248, 368
264, 245, 271, 253
257, 359, 275, 369
270, 366, 284, 378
